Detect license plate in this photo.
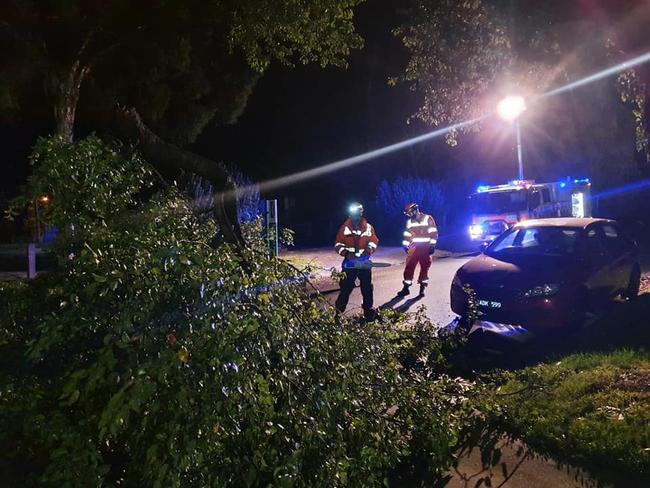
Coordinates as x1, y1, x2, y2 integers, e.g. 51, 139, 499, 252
478, 299, 502, 309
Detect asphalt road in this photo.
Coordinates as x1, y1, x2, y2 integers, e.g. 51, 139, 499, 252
284, 247, 472, 324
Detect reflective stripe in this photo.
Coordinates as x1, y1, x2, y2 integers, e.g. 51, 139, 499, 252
431, 238, 437, 244
402, 240, 410, 246
345, 247, 356, 252
360, 224, 373, 237
335, 242, 346, 247
403, 231, 412, 237
420, 279, 429, 284
343, 226, 352, 235
428, 227, 437, 233
403, 280, 412, 285
412, 237, 431, 243
368, 242, 377, 249
407, 220, 429, 228
337, 248, 346, 255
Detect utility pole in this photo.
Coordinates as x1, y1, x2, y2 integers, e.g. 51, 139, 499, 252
515, 119, 524, 180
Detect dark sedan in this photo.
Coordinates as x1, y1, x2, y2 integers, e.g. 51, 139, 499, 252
451, 218, 640, 334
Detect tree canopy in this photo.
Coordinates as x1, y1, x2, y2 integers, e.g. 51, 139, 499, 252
1, 0, 365, 247
393, 0, 649, 159
1, 0, 364, 144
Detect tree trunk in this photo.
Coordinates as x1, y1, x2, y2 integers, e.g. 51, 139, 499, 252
114, 107, 246, 249
52, 67, 81, 143
52, 33, 95, 142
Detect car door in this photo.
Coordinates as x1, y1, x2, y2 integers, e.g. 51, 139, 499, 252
581, 225, 615, 303
601, 223, 635, 290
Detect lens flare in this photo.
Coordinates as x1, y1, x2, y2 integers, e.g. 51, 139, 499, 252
207, 51, 650, 203
542, 51, 650, 98
255, 117, 483, 195
591, 179, 650, 200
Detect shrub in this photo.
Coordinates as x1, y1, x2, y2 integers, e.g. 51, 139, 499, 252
8, 135, 153, 233
0, 136, 480, 487
376, 177, 448, 240
184, 166, 262, 225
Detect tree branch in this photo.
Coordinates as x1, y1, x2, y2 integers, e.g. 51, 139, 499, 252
113, 106, 246, 249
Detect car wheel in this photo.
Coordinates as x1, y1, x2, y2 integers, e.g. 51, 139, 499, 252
624, 266, 641, 301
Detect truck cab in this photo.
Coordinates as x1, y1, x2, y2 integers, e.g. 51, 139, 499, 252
468, 178, 592, 244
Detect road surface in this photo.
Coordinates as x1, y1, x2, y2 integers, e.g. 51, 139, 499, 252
283, 247, 472, 324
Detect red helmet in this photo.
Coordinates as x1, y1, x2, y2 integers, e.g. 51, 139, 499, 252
403, 203, 418, 216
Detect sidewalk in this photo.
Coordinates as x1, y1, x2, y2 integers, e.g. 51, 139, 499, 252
446, 438, 605, 488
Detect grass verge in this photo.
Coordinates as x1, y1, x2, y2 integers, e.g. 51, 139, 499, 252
492, 348, 650, 478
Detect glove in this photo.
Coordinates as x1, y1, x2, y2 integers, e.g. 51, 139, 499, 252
428, 245, 435, 255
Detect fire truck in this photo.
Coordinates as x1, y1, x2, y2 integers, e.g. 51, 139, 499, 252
468, 178, 592, 244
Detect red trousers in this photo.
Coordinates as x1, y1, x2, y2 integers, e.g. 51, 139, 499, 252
403, 245, 432, 285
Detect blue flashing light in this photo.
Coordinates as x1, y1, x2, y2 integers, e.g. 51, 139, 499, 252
573, 177, 590, 184
476, 185, 490, 193
560, 182, 567, 188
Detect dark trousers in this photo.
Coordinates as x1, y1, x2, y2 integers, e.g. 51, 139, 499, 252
335, 267, 373, 313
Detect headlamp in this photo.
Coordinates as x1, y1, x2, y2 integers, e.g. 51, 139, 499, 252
348, 203, 363, 216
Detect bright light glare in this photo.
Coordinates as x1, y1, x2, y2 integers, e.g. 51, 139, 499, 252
591, 178, 650, 200
469, 224, 484, 239
496, 95, 526, 121
348, 203, 363, 215
543, 51, 650, 98
204, 51, 650, 204
254, 117, 484, 195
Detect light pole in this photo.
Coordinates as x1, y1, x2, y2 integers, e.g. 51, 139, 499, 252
497, 95, 526, 180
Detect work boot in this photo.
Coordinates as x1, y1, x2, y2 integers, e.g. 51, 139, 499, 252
363, 308, 377, 322
419, 283, 428, 296
397, 284, 410, 297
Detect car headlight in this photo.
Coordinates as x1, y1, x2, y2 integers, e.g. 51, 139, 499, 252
469, 224, 484, 239
523, 283, 559, 298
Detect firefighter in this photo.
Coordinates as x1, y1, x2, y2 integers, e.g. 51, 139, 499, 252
334, 202, 379, 320
398, 203, 438, 297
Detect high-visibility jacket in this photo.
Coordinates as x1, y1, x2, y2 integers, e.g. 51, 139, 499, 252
402, 213, 438, 248
335, 218, 379, 258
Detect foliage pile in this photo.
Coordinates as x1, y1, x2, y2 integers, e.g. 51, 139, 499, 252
0, 136, 480, 487
491, 349, 650, 478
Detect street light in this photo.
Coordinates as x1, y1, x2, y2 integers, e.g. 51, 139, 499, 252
497, 95, 526, 180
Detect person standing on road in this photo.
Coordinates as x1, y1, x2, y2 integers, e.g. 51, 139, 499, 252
334, 202, 379, 320
398, 203, 438, 297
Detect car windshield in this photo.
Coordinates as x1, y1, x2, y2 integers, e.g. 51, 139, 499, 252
470, 190, 527, 214
487, 226, 582, 256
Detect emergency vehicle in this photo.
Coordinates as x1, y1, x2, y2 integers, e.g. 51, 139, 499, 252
468, 178, 592, 244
